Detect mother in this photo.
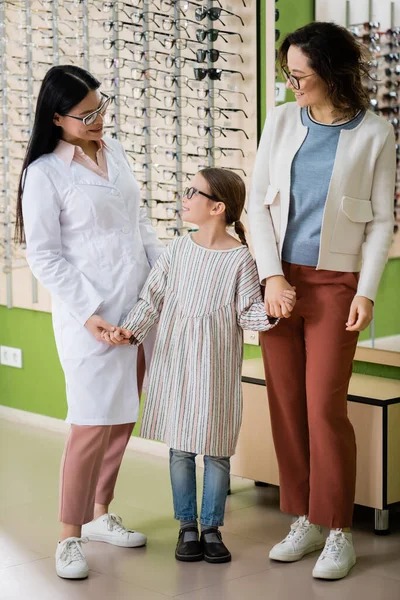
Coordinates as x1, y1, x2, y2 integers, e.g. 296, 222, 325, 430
15, 65, 164, 579
248, 22, 395, 580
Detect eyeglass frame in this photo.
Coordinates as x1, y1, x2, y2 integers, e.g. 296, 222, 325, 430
63, 93, 111, 126
281, 66, 315, 90
183, 186, 219, 201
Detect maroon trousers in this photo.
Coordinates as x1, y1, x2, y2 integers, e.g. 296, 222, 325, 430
260, 263, 359, 528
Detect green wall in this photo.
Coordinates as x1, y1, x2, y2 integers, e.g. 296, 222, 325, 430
0, 307, 66, 419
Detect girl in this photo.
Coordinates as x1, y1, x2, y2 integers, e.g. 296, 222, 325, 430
17, 65, 164, 579
105, 168, 295, 563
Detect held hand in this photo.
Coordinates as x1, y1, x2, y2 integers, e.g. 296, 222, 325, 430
280, 289, 296, 311
101, 327, 132, 345
346, 296, 373, 332
85, 315, 117, 345
265, 276, 296, 319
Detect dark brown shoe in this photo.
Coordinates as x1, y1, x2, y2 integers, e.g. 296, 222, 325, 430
201, 528, 231, 563
175, 527, 203, 562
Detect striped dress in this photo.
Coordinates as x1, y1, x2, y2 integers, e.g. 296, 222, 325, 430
121, 234, 278, 457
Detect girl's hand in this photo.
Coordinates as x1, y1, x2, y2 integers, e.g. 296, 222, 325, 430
280, 289, 296, 310
101, 327, 132, 345
85, 315, 116, 345
346, 296, 373, 332
265, 276, 296, 319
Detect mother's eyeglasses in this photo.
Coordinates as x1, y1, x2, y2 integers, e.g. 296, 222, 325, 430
63, 93, 111, 126
282, 66, 314, 90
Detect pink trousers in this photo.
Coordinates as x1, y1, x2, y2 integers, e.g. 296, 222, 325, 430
59, 346, 145, 525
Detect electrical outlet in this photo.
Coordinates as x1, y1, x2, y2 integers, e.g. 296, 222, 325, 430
243, 330, 259, 346
0, 346, 23, 368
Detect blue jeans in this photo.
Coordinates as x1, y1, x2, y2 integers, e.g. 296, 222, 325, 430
169, 449, 230, 527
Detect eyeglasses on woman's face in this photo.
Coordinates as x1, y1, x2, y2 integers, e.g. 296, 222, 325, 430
63, 92, 111, 127
281, 66, 315, 90
64, 93, 111, 126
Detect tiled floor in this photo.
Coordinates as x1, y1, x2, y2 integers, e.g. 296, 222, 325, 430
1, 418, 400, 600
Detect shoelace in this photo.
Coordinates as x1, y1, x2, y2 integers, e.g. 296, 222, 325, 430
319, 531, 346, 561
60, 537, 88, 566
285, 516, 311, 541
106, 513, 133, 535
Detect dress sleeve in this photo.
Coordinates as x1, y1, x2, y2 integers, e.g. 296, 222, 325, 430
120, 245, 171, 344
236, 250, 279, 331
22, 165, 104, 325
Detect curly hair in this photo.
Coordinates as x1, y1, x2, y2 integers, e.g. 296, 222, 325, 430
278, 21, 371, 115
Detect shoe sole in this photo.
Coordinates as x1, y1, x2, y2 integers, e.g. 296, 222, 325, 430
56, 569, 89, 580
175, 552, 204, 562
269, 541, 325, 563
313, 558, 356, 580
84, 534, 146, 548
204, 553, 232, 564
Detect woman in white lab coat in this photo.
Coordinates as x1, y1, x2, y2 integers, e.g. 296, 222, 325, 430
15, 65, 164, 580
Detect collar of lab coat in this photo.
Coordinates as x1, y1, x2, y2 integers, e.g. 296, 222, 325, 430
54, 139, 120, 188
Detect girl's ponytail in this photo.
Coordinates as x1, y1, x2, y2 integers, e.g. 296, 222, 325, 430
234, 220, 248, 247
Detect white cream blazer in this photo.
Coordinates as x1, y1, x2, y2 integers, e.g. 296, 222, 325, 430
248, 102, 396, 301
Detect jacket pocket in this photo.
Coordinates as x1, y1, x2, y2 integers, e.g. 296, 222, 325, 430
330, 196, 373, 255
263, 186, 281, 244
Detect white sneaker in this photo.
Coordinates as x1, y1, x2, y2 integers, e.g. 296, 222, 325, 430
82, 513, 147, 548
313, 530, 356, 579
56, 537, 89, 579
269, 516, 325, 562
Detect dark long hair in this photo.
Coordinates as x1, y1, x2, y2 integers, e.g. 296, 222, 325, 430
278, 21, 371, 116
199, 168, 248, 246
15, 65, 100, 244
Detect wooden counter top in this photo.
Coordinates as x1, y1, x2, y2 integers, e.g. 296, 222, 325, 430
242, 358, 400, 405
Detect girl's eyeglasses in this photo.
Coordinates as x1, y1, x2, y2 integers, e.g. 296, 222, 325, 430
182, 186, 219, 201
64, 93, 111, 126
281, 66, 314, 90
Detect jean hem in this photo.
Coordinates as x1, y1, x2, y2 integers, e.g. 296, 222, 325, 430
174, 514, 198, 522
200, 519, 224, 527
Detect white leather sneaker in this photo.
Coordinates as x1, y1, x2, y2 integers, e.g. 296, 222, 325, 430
312, 530, 356, 580
82, 513, 147, 548
269, 516, 325, 562
56, 537, 89, 579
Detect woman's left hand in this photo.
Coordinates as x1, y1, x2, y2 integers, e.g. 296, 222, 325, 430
346, 296, 373, 332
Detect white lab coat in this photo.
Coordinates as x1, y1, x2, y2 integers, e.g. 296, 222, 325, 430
22, 137, 164, 425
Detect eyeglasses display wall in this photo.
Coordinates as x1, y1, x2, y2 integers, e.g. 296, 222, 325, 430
0, 0, 258, 312
348, 19, 400, 260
